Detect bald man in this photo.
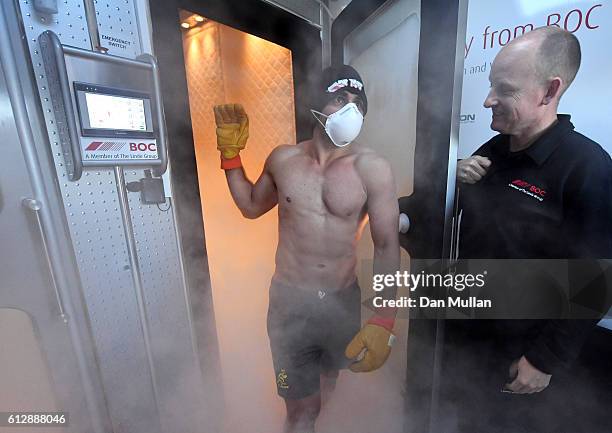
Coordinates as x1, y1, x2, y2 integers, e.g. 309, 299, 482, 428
447, 26, 612, 432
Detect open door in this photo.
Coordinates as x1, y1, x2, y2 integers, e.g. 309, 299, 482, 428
332, 1, 468, 432
150, 1, 321, 432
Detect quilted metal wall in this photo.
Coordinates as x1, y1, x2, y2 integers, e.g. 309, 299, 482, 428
183, 20, 296, 432
17, 1, 204, 432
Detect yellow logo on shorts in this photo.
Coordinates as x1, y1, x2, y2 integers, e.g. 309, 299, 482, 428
277, 369, 289, 389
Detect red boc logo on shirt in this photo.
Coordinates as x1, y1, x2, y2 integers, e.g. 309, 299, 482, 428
510, 179, 547, 198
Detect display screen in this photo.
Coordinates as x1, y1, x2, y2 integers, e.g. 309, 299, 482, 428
84, 92, 147, 131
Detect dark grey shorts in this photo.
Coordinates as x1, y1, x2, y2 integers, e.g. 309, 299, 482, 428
267, 279, 362, 400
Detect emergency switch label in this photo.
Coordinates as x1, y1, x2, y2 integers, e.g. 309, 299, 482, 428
80, 138, 158, 162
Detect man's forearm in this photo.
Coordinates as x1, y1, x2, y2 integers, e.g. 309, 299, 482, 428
225, 168, 256, 217
373, 243, 400, 317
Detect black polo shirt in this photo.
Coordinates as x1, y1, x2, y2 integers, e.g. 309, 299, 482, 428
459, 114, 612, 260
456, 114, 612, 374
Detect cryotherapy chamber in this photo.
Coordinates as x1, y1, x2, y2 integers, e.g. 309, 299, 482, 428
149, 0, 466, 432
0, 0, 468, 431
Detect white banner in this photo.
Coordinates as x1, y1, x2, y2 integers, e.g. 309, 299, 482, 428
459, 0, 611, 158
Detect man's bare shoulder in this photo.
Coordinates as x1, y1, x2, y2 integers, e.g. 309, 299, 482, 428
353, 149, 397, 206
267, 143, 305, 163
265, 144, 302, 170
354, 148, 394, 184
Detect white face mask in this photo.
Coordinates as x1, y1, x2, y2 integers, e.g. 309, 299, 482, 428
311, 102, 364, 147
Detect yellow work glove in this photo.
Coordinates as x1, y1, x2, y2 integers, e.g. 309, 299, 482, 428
213, 103, 249, 160
345, 319, 396, 373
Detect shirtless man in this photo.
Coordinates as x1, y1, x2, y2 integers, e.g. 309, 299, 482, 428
214, 65, 400, 433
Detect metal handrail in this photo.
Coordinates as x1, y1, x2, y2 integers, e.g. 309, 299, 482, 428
21, 198, 68, 323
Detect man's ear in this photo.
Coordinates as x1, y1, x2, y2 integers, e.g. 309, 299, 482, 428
542, 77, 563, 105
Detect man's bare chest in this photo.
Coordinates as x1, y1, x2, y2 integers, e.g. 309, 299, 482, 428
273, 159, 367, 218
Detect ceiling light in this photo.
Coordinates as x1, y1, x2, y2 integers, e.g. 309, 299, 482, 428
194, 15, 204, 22
181, 22, 190, 29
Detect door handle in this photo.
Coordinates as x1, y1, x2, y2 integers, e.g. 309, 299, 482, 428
399, 213, 410, 234
22, 197, 68, 323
